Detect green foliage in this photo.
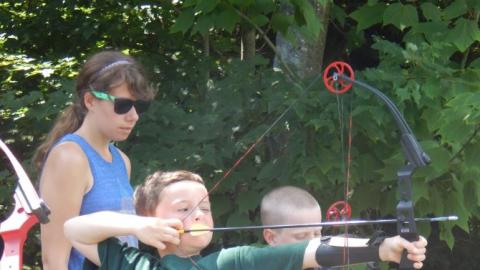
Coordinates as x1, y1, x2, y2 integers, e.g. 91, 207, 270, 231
383, 3, 418, 31
1, 0, 480, 269
446, 18, 480, 52
170, 0, 324, 39
350, 3, 386, 31
343, 0, 480, 255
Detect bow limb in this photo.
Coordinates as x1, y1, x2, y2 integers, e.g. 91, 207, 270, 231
0, 138, 50, 270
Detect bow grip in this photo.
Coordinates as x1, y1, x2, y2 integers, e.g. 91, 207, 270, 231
396, 164, 418, 270
398, 231, 419, 269
397, 201, 419, 269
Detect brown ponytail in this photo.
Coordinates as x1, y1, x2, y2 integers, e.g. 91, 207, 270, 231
33, 51, 156, 171
33, 104, 85, 170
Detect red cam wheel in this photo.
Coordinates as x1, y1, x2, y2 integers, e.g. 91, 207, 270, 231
322, 61, 355, 94
326, 200, 352, 221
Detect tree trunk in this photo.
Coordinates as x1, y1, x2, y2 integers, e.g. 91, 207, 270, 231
274, 1, 331, 79
268, 1, 331, 161
241, 27, 256, 60
203, 33, 210, 58
203, 33, 210, 81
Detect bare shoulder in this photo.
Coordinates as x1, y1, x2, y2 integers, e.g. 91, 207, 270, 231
46, 141, 88, 168
40, 141, 91, 190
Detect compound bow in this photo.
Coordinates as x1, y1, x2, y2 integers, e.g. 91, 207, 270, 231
323, 61, 432, 269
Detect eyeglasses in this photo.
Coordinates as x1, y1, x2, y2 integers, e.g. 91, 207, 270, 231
90, 89, 150, 115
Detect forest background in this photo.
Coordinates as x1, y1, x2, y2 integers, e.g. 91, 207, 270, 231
1, 0, 480, 269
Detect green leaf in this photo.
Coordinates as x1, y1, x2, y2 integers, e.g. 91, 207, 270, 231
182, 0, 197, 7
422, 142, 451, 177
463, 180, 478, 210
301, 2, 322, 39
466, 0, 480, 10
331, 4, 347, 27
192, 14, 214, 35
229, 0, 255, 8
446, 18, 480, 52
211, 194, 234, 216
194, 0, 219, 14
215, 8, 240, 33
257, 160, 282, 181
250, 14, 269, 27
352, 182, 382, 209
271, 13, 294, 35
409, 21, 449, 43
383, 3, 418, 31
439, 223, 456, 249
442, 0, 468, 20
421, 2, 441, 22
449, 176, 470, 233
464, 142, 480, 169
226, 211, 251, 227
170, 8, 195, 34
237, 190, 260, 213
413, 179, 429, 203
438, 117, 470, 145
350, 3, 386, 31
252, 0, 276, 14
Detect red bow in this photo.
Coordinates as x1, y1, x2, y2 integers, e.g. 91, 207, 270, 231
0, 139, 50, 270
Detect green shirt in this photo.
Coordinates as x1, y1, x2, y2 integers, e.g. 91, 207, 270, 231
84, 238, 308, 270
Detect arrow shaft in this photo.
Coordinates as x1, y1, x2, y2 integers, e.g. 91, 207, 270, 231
182, 216, 458, 233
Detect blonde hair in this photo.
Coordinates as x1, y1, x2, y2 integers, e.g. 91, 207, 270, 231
260, 185, 321, 226
33, 51, 155, 170
134, 170, 204, 216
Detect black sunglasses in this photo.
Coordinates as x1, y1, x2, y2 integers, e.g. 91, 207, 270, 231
90, 89, 150, 115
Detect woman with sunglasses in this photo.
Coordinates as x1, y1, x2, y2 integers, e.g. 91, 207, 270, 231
34, 51, 155, 270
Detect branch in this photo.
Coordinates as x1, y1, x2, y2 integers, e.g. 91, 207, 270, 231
449, 124, 480, 162
232, 8, 301, 83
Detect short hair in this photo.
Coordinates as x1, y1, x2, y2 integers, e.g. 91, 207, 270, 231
134, 170, 204, 216
260, 186, 321, 226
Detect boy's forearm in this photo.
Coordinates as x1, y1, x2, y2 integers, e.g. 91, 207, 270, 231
303, 238, 321, 268
302, 237, 375, 268
303, 235, 427, 269
64, 211, 139, 244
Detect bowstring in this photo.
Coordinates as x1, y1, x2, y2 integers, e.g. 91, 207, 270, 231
335, 89, 354, 269
344, 97, 353, 269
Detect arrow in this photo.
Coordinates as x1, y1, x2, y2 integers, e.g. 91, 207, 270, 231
179, 216, 458, 235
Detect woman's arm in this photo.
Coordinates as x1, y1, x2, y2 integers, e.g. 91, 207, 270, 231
40, 143, 92, 270
303, 235, 428, 269
64, 211, 182, 266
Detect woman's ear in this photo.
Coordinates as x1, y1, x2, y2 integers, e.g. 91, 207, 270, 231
83, 91, 96, 111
